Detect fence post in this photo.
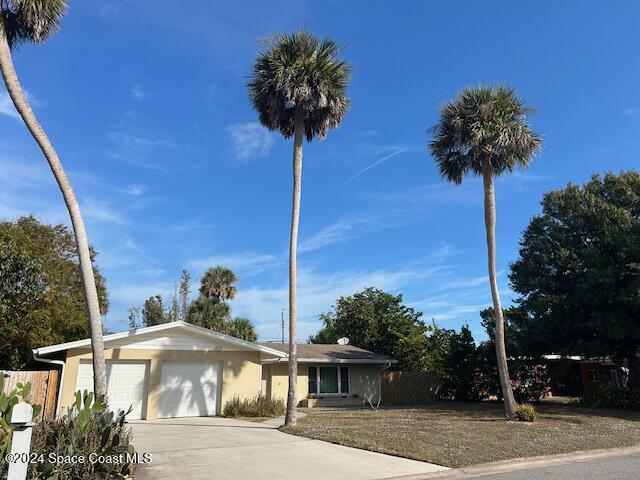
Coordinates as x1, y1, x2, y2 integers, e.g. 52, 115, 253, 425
7, 402, 34, 480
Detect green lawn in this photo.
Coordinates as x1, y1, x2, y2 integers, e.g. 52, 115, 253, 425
281, 402, 640, 467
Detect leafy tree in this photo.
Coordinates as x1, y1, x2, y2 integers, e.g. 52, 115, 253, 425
227, 317, 257, 343
479, 308, 551, 402
509, 172, 640, 389
200, 266, 237, 302
0, 241, 44, 368
187, 296, 230, 331
127, 306, 142, 330
309, 287, 429, 370
0, 217, 109, 368
0, 0, 107, 394
429, 86, 542, 419
443, 325, 479, 401
248, 30, 351, 426
142, 295, 167, 327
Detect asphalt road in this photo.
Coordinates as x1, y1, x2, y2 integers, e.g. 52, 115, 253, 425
473, 452, 640, 480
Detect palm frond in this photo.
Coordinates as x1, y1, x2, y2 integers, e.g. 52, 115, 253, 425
428, 85, 542, 183
3, 0, 67, 49
247, 29, 351, 140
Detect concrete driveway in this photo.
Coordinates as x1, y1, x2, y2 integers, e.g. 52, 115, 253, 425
131, 416, 448, 480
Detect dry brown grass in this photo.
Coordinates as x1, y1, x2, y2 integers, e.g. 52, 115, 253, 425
281, 402, 640, 467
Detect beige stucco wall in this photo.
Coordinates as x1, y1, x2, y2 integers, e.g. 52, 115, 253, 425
268, 362, 308, 402
349, 365, 381, 400
60, 348, 262, 420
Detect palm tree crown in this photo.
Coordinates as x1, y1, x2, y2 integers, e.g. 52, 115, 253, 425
1, 0, 67, 49
429, 85, 542, 184
200, 266, 238, 302
247, 30, 351, 141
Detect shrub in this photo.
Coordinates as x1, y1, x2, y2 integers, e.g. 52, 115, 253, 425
512, 364, 551, 403
222, 395, 285, 418
28, 391, 136, 480
516, 403, 538, 422
578, 382, 640, 410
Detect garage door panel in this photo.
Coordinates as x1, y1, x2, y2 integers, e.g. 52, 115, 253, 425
158, 362, 219, 418
76, 361, 147, 420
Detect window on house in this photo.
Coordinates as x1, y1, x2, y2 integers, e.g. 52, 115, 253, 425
308, 366, 350, 396
340, 367, 349, 394
308, 367, 317, 394
319, 367, 338, 394
588, 369, 599, 383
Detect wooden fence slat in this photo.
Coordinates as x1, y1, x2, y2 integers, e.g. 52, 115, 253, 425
44, 370, 60, 420
1, 369, 60, 420
381, 370, 440, 404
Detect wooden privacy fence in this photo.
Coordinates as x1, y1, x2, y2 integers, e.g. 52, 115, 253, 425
1, 369, 60, 421
381, 370, 441, 404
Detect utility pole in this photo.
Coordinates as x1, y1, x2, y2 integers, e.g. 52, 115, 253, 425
281, 308, 285, 343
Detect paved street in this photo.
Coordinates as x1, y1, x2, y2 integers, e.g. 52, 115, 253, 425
454, 452, 640, 480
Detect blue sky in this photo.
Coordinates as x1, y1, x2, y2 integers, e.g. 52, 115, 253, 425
1, 1, 638, 341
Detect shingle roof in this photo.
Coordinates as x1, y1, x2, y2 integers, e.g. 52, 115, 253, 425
259, 343, 394, 362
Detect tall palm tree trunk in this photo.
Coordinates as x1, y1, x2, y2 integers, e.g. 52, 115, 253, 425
482, 161, 517, 420
285, 107, 304, 427
0, 15, 108, 396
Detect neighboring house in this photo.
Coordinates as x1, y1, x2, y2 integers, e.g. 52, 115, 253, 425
544, 355, 625, 396
32, 321, 395, 420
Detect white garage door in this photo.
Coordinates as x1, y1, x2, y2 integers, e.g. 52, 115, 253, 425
158, 362, 219, 418
76, 362, 147, 420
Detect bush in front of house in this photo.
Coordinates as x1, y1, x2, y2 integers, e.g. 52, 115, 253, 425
577, 382, 640, 410
515, 404, 538, 422
222, 395, 285, 418
28, 391, 136, 480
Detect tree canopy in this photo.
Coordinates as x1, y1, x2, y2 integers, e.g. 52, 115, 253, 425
429, 85, 542, 183
509, 171, 640, 387
309, 287, 429, 370
247, 30, 351, 141
1, 0, 67, 49
0, 216, 108, 368
128, 265, 257, 342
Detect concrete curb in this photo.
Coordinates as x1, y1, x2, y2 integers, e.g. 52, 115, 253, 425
382, 445, 640, 479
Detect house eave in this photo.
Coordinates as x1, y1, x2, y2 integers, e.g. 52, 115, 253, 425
33, 321, 288, 358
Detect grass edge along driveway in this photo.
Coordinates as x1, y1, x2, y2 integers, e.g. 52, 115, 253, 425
280, 402, 640, 468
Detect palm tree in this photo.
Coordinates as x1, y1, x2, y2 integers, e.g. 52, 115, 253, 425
248, 30, 350, 426
200, 266, 238, 302
0, 0, 107, 395
429, 86, 542, 420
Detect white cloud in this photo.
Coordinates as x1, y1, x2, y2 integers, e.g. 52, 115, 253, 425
129, 84, 146, 102
299, 218, 368, 253
232, 264, 440, 341
342, 148, 409, 185
124, 184, 145, 196
0, 92, 20, 120
81, 198, 126, 225
226, 122, 274, 162
188, 252, 282, 276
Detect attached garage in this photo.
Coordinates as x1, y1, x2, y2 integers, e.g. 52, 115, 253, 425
34, 322, 287, 420
158, 362, 220, 418
75, 361, 148, 420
